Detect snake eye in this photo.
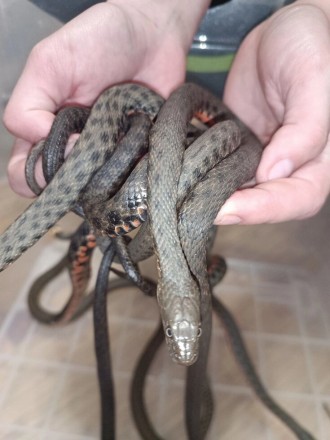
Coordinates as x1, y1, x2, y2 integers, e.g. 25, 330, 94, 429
165, 327, 173, 338
197, 327, 202, 338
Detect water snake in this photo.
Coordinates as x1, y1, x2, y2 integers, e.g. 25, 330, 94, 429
0, 82, 316, 439
1, 83, 246, 365
0, 84, 163, 269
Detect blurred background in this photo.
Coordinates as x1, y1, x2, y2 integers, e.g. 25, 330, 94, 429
1, 1, 330, 439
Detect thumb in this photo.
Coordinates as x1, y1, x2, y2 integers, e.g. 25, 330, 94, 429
257, 81, 330, 183
216, 81, 330, 225
257, 122, 328, 183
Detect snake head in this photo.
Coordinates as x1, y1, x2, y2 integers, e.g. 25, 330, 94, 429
162, 296, 201, 366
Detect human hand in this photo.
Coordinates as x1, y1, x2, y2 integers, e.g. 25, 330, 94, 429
3, 0, 210, 197
216, 2, 330, 225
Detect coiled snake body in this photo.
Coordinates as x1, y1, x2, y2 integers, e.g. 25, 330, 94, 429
0, 84, 163, 269
0, 83, 252, 365
0, 83, 316, 439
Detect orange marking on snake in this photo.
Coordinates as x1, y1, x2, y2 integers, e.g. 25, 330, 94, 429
194, 110, 214, 124
131, 219, 142, 228
122, 223, 131, 232
137, 206, 146, 215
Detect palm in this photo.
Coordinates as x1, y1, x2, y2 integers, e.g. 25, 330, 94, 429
223, 36, 281, 145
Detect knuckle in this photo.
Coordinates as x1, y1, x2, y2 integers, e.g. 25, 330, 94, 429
2, 107, 13, 132
310, 199, 324, 216
2, 103, 20, 136
7, 163, 22, 195
307, 124, 329, 150
299, 182, 328, 220
29, 39, 57, 75
301, 200, 323, 219
28, 35, 63, 83
29, 39, 51, 63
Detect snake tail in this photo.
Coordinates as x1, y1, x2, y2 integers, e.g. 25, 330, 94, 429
93, 243, 117, 440
212, 295, 316, 440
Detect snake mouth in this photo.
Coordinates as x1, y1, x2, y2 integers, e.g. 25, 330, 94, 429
173, 353, 197, 367
171, 349, 198, 366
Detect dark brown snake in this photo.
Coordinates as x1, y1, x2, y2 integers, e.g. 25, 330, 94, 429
0, 83, 315, 439
0, 83, 245, 364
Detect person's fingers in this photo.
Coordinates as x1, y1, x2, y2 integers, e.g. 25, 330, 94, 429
7, 139, 45, 197
4, 107, 55, 145
3, 41, 68, 143
4, 85, 56, 195
3, 41, 63, 196
215, 154, 330, 225
256, 77, 330, 182
7, 133, 80, 197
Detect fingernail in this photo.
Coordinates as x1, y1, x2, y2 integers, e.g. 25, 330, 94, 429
268, 159, 294, 180
215, 199, 242, 225
216, 214, 242, 225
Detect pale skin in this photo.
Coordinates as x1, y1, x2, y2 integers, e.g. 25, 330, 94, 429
3, 0, 330, 225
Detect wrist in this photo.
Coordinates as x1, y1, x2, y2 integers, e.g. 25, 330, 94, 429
287, 0, 330, 20
107, 0, 211, 52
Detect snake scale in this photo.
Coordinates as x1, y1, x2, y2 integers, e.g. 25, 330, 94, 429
0, 83, 247, 364
0, 84, 163, 269
0, 82, 316, 439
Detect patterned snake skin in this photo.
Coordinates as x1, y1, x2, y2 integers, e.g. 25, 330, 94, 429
147, 83, 262, 365
1, 82, 316, 439
0, 84, 163, 270
0, 82, 249, 366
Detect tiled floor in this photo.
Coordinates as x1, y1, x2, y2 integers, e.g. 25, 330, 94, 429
1, 182, 330, 439
1, 4, 330, 437
0, 232, 329, 438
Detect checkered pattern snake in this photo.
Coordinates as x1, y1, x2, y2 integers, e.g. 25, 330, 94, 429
0, 83, 315, 439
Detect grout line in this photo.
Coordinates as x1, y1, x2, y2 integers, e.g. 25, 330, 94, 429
0, 317, 38, 412
0, 251, 326, 438
110, 289, 135, 373
209, 382, 323, 403
212, 324, 330, 348
40, 313, 86, 438
253, 295, 295, 305
0, 244, 68, 346
251, 263, 273, 440
226, 257, 298, 273
0, 352, 96, 371
0, 422, 97, 439
40, 369, 70, 440
315, 286, 330, 340
0, 351, 144, 383
156, 370, 170, 428
0, 249, 49, 411
295, 276, 330, 341
292, 275, 325, 440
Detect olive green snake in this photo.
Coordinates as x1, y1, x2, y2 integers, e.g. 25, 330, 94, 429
0, 83, 316, 439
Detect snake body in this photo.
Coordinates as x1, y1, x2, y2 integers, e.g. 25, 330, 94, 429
27, 221, 96, 324
147, 83, 261, 365
0, 82, 261, 367
0, 84, 163, 271
22, 83, 245, 366
0, 83, 255, 365
15, 82, 317, 439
